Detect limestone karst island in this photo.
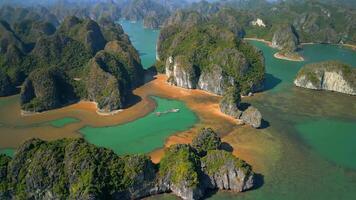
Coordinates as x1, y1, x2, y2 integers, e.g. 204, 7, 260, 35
0, 0, 355, 200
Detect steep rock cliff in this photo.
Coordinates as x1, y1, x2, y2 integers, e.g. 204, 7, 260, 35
158, 17, 265, 95
166, 55, 199, 89
201, 150, 254, 192
294, 61, 356, 95
240, 106, 262, 128
271, 25, 299, 52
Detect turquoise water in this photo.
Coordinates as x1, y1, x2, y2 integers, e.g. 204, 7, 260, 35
296, 119, 356, 169
228, 41, 356, 200
248, 41, 356, 93
80, 96, 198, 155
119, 20, 159, 69
150, 42, 356, 200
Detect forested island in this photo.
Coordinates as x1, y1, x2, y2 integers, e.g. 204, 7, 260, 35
0, 7, 144, 113
0, 128, 254, 200
0, 1, 355, 200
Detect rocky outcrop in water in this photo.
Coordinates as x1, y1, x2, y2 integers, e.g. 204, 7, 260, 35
201, 150, 254, 192
294, 61, 356, 95
240, 106, 263, 128
158, 128, 254, 199
86, 44, 144, 112
0, 128, 255, 200
219, 86, 263, 129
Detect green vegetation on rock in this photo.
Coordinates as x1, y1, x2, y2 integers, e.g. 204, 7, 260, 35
0, 8, 144, 112
0, 127, 255, 199
20, 68, 76, 112
219, 86, 243, 118
159, 144, 200, 188
192, 128, 222, 155
294, 60, 356, 95
158, 12, 265, 95
201, 150, 252, 177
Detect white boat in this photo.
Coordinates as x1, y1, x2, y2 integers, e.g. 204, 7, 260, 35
155, 108, 180, 116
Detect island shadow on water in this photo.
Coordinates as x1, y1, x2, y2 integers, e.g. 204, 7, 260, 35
263, 73, 282, 91
203, 173, 265, 199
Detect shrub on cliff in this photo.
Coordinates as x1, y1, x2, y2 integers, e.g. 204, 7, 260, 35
192, 128, 221, 155
159, 144, 200, 188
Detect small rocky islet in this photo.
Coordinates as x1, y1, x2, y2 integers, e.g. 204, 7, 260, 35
294, 61, 356, 95
0, 128, 254, 200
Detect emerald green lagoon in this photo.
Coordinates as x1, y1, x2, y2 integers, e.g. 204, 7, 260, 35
296, 119, 356, 169
119, 20, 159, 69
80, 96, 197, 155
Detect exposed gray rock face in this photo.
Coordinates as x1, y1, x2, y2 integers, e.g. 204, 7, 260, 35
220, 101, 242, 119
240, 106, 262, 128
169, 182, 204, 200
272, 25, 299, 52
166, 55, 199, 89
198, 65, 234, 96
294, 61, 356, 95
219, 87, 242, 118
201, 150, 254, 192
165, 49, 250, 95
